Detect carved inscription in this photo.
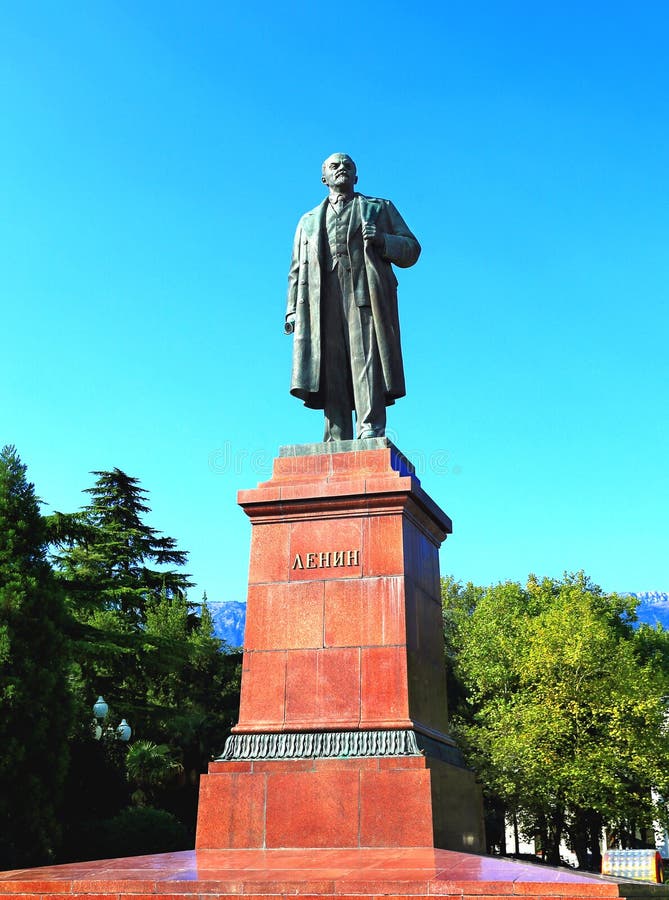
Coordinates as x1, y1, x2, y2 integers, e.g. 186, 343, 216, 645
292, 549, 360, 570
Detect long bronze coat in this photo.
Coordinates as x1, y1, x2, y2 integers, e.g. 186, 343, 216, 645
286, 193, 420, 410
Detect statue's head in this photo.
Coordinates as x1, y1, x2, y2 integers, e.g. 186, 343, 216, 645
321, 153, 358, 192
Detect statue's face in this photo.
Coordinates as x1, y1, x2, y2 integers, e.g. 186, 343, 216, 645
321, 154, 358, 192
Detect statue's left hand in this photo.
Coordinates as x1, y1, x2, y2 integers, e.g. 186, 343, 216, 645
362, 222, 385, 249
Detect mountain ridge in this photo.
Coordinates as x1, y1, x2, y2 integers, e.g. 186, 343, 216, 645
201, 592, 669, 649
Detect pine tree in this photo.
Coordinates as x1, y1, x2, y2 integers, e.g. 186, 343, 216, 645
0, 446, 72, 868
50, 469, 240, 845
49, 469, 194, 732
53, 468, 192, 627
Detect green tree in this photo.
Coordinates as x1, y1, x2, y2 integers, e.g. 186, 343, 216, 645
445, 572, 669, 869
441, 575, 484, 714
49, 469, 196, 733
50, 470, 241, 845
139, 591, 242, 832
126, 739, 184, 807
51, 468, 192, 627
0, 446, 73, 868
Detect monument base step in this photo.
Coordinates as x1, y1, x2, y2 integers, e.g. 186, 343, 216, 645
196, 755, 484, 852
0, 847, 664, 900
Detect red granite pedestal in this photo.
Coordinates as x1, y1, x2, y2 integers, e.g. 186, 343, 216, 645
196, 440, 484, 852
2, 442, 664, 900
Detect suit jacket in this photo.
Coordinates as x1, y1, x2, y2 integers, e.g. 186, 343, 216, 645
286, 193, 420, 409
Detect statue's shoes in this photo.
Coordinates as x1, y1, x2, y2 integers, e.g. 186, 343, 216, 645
358, 429, 382, 440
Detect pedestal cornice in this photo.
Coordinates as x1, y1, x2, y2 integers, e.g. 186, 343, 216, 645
237, 441, 452, 546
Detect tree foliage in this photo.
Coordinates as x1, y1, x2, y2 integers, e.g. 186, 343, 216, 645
49, 468, 241, 847
444, 572, 669, 868
51, 468, 192, 627
62, 806, 189, 863
126, 739, 184, 807
0, 453, 242, 866
0, 446, 73, 868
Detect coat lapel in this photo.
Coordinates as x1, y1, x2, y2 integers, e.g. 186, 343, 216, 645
348, 194, 362, 239
355, 194, 378, 235
302, 199, 328, 243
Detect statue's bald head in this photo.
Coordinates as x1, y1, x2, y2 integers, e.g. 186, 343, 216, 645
321, 153, 358, 192
322, 153, 356, 177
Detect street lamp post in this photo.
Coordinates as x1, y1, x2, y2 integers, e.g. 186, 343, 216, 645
92, 696, 132, 743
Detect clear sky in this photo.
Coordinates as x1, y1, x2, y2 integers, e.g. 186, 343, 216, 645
2, 0, 667, 602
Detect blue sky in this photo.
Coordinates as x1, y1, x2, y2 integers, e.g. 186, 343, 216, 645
2, 1, 667, 602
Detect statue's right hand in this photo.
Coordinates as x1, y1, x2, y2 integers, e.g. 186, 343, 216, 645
284, 314, 296, 335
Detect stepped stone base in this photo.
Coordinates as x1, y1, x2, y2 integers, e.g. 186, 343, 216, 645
0, 847, 664, 900
196, 755, 483, 851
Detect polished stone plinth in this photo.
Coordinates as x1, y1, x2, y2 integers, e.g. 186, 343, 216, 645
1, 848, 666, 899
197, 442, 484, 852
232, 441, 453, 738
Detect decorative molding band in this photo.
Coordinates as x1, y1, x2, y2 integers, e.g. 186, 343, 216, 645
219, 729, 421, 761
